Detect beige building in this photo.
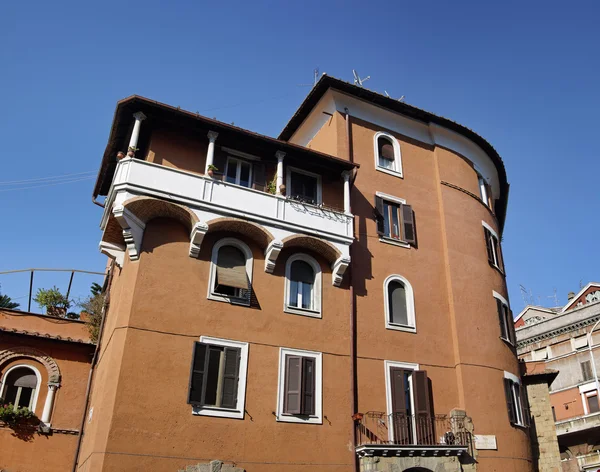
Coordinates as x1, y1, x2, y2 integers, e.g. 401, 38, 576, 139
516, 283, 600, 472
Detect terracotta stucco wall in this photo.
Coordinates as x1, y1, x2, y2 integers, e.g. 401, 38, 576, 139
551, 387, 584, 421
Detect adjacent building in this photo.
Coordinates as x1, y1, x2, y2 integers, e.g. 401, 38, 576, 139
516, 283, 600, 472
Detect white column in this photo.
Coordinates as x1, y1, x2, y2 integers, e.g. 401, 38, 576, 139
41, 384, 58, 424
128, 112, 147, 154
276, 151, 286, 195
342, 171, 352, 213
205, 131, 219, 175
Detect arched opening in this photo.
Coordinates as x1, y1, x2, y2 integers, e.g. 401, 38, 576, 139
1, 365, 41, 411
284, 253, 322, 316
384, 275, 416, 332
208, 238, 253, 305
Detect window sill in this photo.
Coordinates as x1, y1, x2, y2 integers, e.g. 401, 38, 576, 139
208, 293, 250, 307
386, 323, 417, 333
489, 262, 505, 277
510, 421, 528, 430
500, 336, 515, 348
379, 237, 410, 249
192, 405, 244, 420
376, 166, 403, 179
275, 412, 322, 424
284, 306, 322, 318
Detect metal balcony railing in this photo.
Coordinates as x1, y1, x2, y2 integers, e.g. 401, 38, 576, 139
356, 412, 470, 447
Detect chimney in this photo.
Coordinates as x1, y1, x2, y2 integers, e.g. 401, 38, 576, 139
568, 291, 576, 301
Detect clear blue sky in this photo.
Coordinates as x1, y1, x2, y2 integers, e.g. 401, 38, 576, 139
1, 1, 598, 312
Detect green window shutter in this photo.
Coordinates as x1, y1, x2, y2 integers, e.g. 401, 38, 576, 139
188, 342, 208, 405
220, 347, 241, 409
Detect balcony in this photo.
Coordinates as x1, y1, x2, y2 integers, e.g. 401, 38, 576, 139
355, 412, 470, 458
556, 411, 600, 437
99, 158, 353, 283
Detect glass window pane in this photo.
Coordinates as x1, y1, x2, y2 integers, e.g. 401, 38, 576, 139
383, 202, 390, 237
4, 385, 18, 405
239, 162, 251, 188
225, 160, 237, 184
204, 347, 223, 406
589, 395, 600, 414
18, 388, 33, 409
390, 205, 400, 240
291, 172, 318, 202
379, 156, 394, 169
289, 280, 299, 307
290, 260, 314, 284
389, 281, 408, 325
302, 282, 312, 309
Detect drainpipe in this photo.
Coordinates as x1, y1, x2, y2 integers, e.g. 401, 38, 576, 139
71, 266, 114, 472
588, 319, 600, 401
92, 196, 105, 208
345, 107, 359, 472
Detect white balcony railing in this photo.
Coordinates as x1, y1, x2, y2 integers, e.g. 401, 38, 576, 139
102, 158, 353, 245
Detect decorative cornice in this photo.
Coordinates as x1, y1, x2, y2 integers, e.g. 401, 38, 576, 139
331, 256, 351, 287
189, 222, 209, 258
113, 204, 146, 262
517, 314, 600, 348
264, 240, 284, 273
99, 241, 125, 267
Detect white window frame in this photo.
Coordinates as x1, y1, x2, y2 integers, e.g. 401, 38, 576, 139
0, 364, 42, 413
504, 371, 526, 427
374, 131, 403, 178
572, 335, 589, 351
482, 221, 503, 272
384, 360, 419, 442
191, 336, 249, 419
276, 347, 322, 424
207, 237, 253, 306
375, 191, 410, 249
478, 174, 490, 207
224, 156, 253, 188
493, 291, 512, 344
384, 274, 416, 333
284, 253, 322, 318
286, 166, 322, 204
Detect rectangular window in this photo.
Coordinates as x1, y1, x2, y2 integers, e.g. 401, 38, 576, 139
588, 394, 600, 414
483, 222, 503, 272
478, 174, 491, 208
581, 361, 593, 382
504, 373, 528, 427
287, 168, 321, 205
277, 348, 322, 424
225, 157, 252, 188
375, 194, 416, 246
494, 292, 515, 345
188, 337, 249, 419
573, 335, 589, 350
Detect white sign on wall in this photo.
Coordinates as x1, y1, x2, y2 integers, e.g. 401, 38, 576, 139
474, 435, 497, 450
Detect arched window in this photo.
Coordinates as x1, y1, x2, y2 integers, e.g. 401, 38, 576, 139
0, 365, 41, 411
374, 132, 402, 177
208, 238, 253, 306
284, 254, 322, 317
384, 275, 416, 332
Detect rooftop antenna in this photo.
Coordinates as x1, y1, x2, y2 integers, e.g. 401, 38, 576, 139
353, 69, 370, 87
547, 287, 559, 307
298, 68, 321, 88
520, 285, 529, 308
384, 90, 406, 102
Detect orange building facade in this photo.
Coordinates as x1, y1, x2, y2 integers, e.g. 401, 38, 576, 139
3, 75, 528, 472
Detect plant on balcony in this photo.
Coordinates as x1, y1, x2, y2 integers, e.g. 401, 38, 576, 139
0, 400, 35, 425
207, 164, 218, 178
267, 175, 277, 194
116, 151, 126, 160
34, 286, 71, 317
127, 146, 139, 157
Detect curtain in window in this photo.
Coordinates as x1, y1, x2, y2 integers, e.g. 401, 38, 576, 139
388, 281, 408, 325
216, 246, 248, 290
378, 137, 395, 169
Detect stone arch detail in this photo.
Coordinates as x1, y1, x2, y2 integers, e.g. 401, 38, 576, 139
0, 347, 61, 384
123, 196, 199, 233
206, 217, 275, 249
281, 234, 342, 264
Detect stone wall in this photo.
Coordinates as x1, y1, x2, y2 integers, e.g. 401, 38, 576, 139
526, 380, 562, 472
178, 460, 244, 472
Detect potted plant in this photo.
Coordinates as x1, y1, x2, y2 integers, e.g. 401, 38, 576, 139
116, 151, 126, 160
279, 184, 286, 195
352, 412, 364, 421
33, 286, 71, 317
127, 146, 138, 157
0, 401, 35, 425
207, 164, 218, 178
266, 175, 277, 195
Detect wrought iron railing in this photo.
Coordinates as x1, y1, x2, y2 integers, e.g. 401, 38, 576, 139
355, 412, 470, 447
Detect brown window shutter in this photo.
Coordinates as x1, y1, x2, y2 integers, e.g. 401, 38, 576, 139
220, 347, 241, 409
520, 384, 530, 427
188, 342, 208, 405
301, 357, 316, 415
496, 298, 508, 340
496, 238, 505, 271
389, 368, 408, 444
401, 204, 416, 246
216, 245, 248, 290
374, 195, 385, 235
508, 309, 517, 345
379, 139, 395, 161
283, 355, 302, 415
504, 378, 517, 424
484, 228, 494, 264
413, 370, 435, 444
252, 163, 266, 192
